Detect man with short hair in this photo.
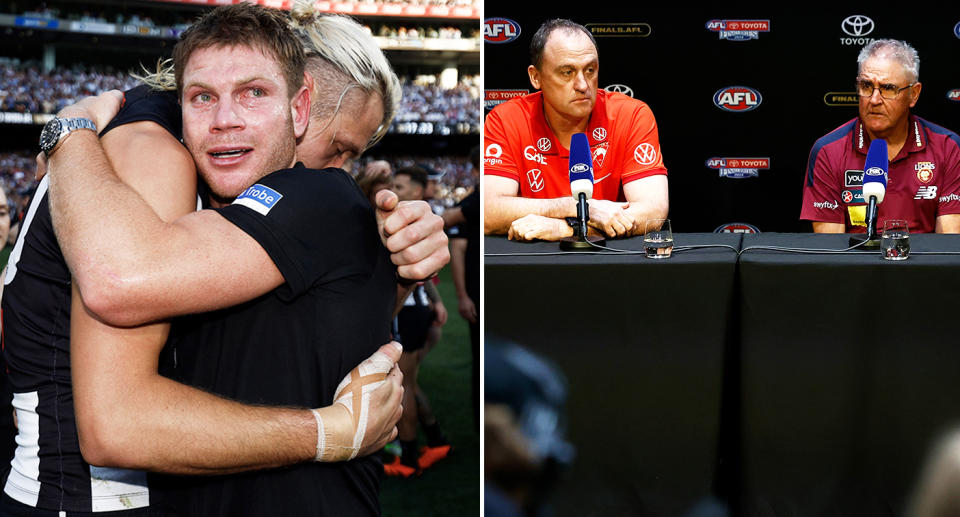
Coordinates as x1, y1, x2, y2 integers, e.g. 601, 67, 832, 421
801, 39, 960, 233
3, 4, 446, 515
484, 18, 669, 242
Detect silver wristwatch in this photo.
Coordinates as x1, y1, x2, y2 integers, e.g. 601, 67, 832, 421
39, 117, 97, 157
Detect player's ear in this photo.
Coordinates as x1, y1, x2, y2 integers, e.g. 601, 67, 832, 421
528, 65, 541, 90
909, 81, 922, 108
291, 80, 311, 139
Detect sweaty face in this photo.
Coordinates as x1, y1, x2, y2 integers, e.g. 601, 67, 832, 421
296, 89, 385, 170
181, 45, 301, 206
528, 29, 599, 124
858, 57, 920, 140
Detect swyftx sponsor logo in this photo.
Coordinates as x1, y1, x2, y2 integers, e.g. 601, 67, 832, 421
713, 87, 761, 112
484, 18, 520, 43
705, 19, 770, 41
234, 184, 283, 216
706, 157, 770, 178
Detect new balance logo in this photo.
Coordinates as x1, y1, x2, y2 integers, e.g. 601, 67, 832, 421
915, 186, 938, 200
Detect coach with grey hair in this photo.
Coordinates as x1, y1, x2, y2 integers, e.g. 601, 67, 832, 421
801, 38, 960, 233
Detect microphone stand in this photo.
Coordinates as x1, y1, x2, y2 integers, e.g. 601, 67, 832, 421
560, 192, 606, 251
849, 196, 881, 249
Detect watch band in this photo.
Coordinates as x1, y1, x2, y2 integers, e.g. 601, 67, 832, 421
41, 117, 97, 157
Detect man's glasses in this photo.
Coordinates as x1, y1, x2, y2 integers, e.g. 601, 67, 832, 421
856, 78, 915, 99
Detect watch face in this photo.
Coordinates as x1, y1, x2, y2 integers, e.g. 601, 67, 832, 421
39, 118, 62, 153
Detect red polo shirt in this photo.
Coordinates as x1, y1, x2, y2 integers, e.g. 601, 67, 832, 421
483, 90, 667, 201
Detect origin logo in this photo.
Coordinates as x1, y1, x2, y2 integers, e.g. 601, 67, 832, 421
484, 18, 521, 43
713, 86, 762, 112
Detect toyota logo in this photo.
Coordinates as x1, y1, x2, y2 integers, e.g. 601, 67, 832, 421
841, 15, 874, 37
605, 84, 634, 97
593, 127, 607, 141
634, 143, 657, 165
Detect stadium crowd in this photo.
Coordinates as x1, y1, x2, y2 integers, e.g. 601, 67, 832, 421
0, 63, 480, 132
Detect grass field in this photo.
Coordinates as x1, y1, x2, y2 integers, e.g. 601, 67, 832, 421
379, 264, 481, 516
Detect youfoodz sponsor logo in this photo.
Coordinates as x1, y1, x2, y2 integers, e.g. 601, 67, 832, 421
713, 86, 762, 112
484, 17, 520, 43
705, 19, 770, 40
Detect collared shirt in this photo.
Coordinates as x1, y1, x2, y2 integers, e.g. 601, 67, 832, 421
483, 89, 667, 201
800, 114, 960, 233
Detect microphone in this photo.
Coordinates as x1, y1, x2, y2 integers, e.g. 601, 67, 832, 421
862, 139, 888, 241
568, 133, 593, 239
560, 133, 605, 250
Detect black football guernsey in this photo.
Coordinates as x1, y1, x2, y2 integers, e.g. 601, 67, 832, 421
1, 85, 180, 512
150, 165, 396, 516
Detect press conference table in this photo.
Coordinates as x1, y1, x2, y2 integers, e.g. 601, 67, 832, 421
485, 233, 960, 516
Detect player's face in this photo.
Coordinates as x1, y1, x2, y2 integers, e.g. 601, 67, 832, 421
528, 29, 598, 124
858, 57, 921, 140
297, 90, 385, 170
393, 174, 422, 202
181, 44, 308, 206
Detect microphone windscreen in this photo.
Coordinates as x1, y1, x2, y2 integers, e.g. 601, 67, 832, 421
863, 138, 888, 203
568, 132, 594, 199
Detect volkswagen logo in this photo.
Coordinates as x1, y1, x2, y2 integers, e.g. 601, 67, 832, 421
841, 15, 874, 37
593, 127, 607, 141
604, 84, 634, 97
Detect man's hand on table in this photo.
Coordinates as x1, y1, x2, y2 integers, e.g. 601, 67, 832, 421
508, 214, 574, 242
587, 199, 634, 238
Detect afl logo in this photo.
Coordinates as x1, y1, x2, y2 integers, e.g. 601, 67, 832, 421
713, 222, 760, 234
484, 18, 521, 43
714, 86, 762, 112
947, 89, 960, 101
537, 137, 552, 152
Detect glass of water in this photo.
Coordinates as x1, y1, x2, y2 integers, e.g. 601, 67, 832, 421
644, 218, 673, 259
881, 219, 909, 260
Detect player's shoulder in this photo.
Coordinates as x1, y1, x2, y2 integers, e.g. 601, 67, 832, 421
487, 92, 541, 123
810, 118, 857, 155
101, 84, 181, 140
257, 164, 368, 207
916, 116, 960, 151
599, 89, 651, 114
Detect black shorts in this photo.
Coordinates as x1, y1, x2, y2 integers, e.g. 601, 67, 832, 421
397, 305, 433, 352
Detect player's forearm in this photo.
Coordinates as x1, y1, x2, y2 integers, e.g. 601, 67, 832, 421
449, 239, 469, 300
623, 197, 669, 236
484, 195, 576, 234
78, 375, 316, 475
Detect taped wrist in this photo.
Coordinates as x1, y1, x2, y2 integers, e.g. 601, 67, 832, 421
311, 347, 395, 462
